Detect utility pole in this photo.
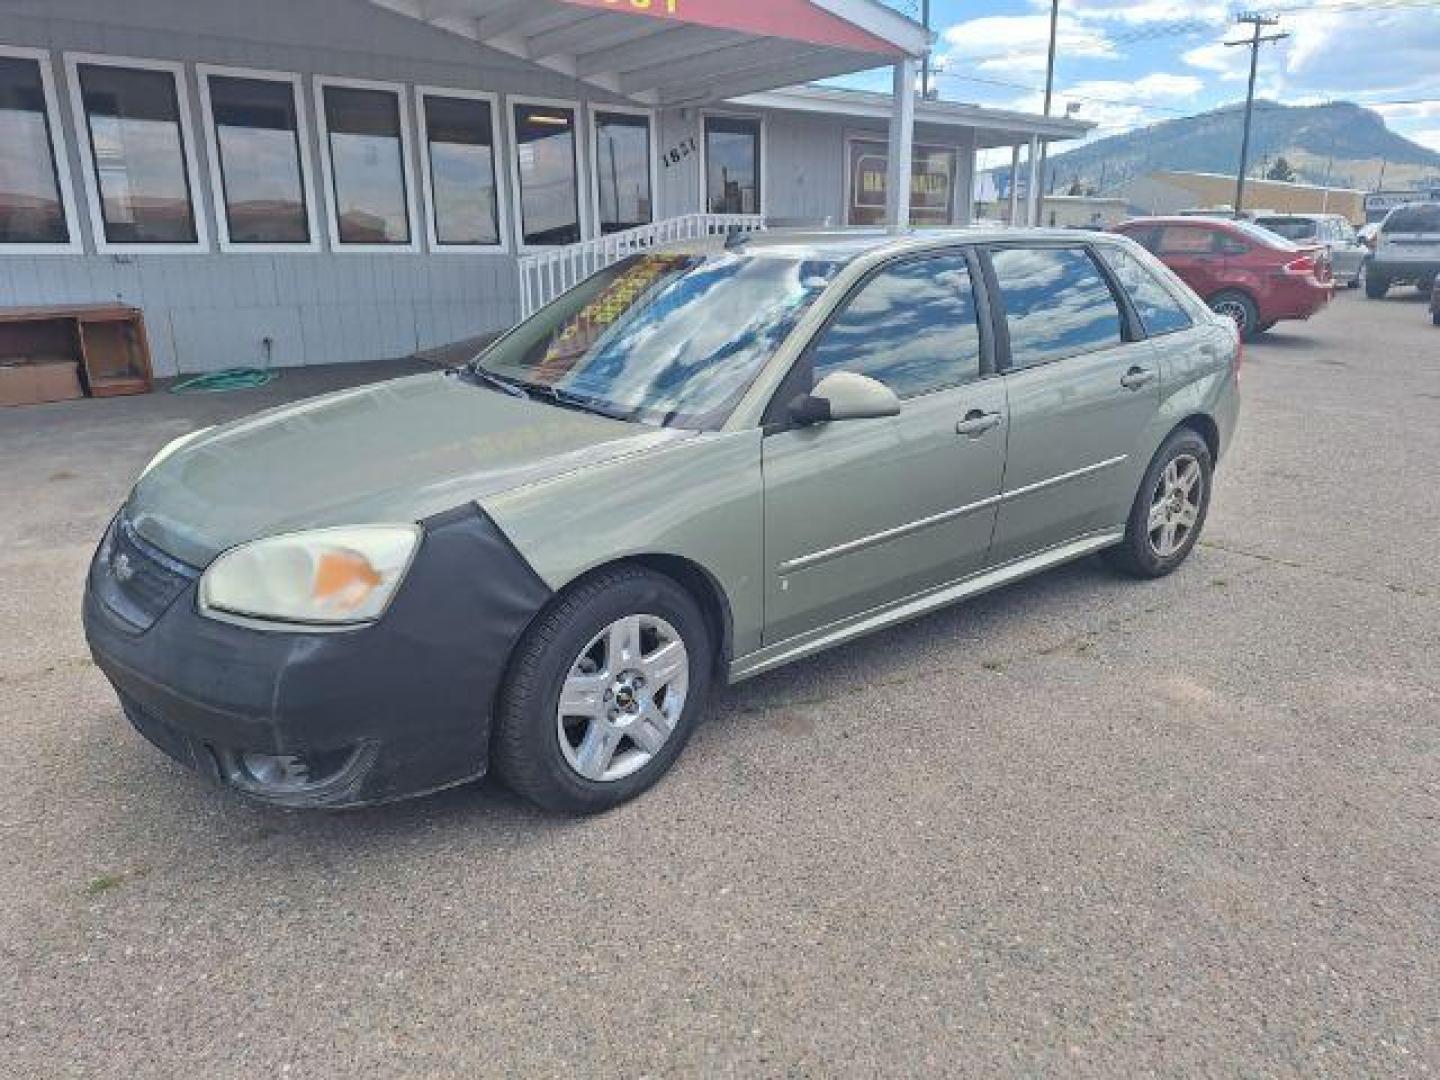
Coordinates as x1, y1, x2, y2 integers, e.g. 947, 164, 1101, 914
920, 0, 931, 99
1034, 0, 1060, 226
1227, 12, 1288, 216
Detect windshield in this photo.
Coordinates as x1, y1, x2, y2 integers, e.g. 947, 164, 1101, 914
473, 251, 841, 429
1255, 217, 1318, 241
1383, 204, 1440, 233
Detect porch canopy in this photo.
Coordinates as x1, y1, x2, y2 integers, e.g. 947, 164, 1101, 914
365, 0, 930, 106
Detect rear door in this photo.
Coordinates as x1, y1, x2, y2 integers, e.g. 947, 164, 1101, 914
761, 251, 1007, 645
1152, 224, 1230, 299
984, 243, 1162, 564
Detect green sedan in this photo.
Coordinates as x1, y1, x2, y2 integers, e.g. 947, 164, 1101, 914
83, 230, 1241, 814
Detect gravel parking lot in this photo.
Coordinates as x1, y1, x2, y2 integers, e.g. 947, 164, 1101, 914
2, 289, 1436, 1077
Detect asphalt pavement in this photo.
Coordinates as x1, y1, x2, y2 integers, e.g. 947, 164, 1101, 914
1, 288, 1436, 1077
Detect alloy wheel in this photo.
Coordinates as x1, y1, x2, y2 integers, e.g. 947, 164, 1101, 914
556, 614, 689, 782
1211, 297, 1250, 333
1147, 453, 1203, 558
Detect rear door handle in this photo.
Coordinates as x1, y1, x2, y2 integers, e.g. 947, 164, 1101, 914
956, 409, 1002, 437
1120, 366, 1155, 391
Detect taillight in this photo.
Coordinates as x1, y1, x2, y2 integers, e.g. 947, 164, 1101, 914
1283, 254, 1316, 276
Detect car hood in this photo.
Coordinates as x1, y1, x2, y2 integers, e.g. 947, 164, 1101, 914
128, 372, 689, 566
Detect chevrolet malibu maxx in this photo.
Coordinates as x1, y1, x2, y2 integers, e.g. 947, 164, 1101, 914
85, 230, 1240, 814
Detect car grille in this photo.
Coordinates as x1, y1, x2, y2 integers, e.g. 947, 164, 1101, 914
95, 515, 199, 631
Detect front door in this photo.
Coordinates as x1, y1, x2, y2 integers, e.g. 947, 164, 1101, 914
984, 244, 1162, 565
762, 252, 1007, 645
1151, 224, 1229, 300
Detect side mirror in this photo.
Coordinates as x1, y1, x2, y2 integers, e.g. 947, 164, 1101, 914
788, 371, 901, 425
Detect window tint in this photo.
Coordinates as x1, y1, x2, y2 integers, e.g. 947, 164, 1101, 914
77, 63, 197, 244
1098, 246, 1193, 337
206, 75, 309, 245
322, 85, 410, 245
1384, 204, 1440, 233
705, 115, 760, 215
991, 246, 1123, 369
512, 102, 580, 246
0, 56, 68, 245
594, 111, 652, 234
1155, 226, 1216, 254
421, 93, 499, 246
810, 254, 980, 398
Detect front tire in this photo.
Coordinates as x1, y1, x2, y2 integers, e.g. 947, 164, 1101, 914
1105, 429, 1213, 579
492, 565, 711, 814
1365, 271, 1390, 299
1209, 290, 1260, 341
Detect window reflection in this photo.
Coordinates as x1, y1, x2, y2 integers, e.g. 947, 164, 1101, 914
78, 63, 197, 244
513, 104, 580, 246
991, 247, 1123, 369
1098, 247, 1192, 337
594, 111, 651, 234
323, 85, 410, 245
208, 75, 309, 244
422, 93, 499, 246
705, 116, 760, 215
0, 57, 67, 245
479, 253, 839, 428
812, 255, 980, 398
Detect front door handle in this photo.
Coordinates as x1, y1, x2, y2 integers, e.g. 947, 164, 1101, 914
956, 409, 1002, 437
1120, 366, 1155, 391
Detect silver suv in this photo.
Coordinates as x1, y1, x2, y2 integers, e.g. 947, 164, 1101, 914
1367, 202, 1440, 298
1253, 213, 1369, 288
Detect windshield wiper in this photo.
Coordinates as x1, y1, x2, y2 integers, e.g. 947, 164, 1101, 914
459, 362, 531, 400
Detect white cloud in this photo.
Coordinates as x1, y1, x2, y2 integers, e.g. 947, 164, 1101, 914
937, 14, 1117, 78
1063, 0, 1229, 26
995, 73, 1205, 141
1408, 129, 1440, 152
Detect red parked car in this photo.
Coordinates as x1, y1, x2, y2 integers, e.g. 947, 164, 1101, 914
1113, 216, 1332, 340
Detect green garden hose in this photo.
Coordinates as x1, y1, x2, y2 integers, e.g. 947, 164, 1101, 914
169, 367, 276, 393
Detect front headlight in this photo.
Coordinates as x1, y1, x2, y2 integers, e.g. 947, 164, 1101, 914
199, 525, 421, 628
140, 426, 214, 479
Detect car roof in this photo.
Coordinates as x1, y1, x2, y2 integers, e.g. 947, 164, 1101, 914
1117, 215, 1238, 228
697, 226, 1121, 263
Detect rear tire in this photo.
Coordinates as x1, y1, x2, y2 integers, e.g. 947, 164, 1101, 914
1104, 429, 1213, 579
492, 566, 711, 815
1365, 272, 1390, 299
1208, 290, 1260, 341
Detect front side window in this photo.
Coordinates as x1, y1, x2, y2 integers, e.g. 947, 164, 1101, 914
204, 73, 310, 245
76, 62, 198, 245
1155, 226, 1216, 255
322, 83, 411, 245
593, 110, 652, 235
991, 246, 1123, 370
512, 102, 580, 246
0, 54, 69, 245
474, 252, 839, 428
705, 115, 760, 215
420, 92, 500, 246
1098, 246, 1193, 337
811, 254, 980, 398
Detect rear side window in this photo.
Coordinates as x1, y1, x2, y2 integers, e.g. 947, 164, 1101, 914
990, 246, 1123, 370
1097, 246, 1193, 337
1384, 204, 1440, 233
810, 253, 981, 398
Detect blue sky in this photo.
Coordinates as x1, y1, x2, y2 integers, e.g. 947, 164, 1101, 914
835, 0, 1440, 162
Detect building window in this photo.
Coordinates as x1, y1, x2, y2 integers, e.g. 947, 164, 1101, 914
67, 56, 205, 250
704, 115, 761, 215
510, 99, 581, 247
0, 49, 77, 250
592, 109, 652, 235
317, 78, 416, 249
418, 89, 501, 249
198, 68, 315, 249
846, 138, 957, 227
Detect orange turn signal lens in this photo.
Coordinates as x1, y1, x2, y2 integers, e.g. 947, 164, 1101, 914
312, 550, 382, 611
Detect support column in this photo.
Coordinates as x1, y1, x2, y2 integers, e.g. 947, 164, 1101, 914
1025, 136, 1040, 226
886, 57, 917, 234
1008, 143, 1021, 225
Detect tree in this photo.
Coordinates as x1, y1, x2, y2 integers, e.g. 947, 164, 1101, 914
1266, 156, 1297, 182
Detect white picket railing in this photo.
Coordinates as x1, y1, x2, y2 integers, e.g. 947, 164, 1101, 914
516, 213, 766, 318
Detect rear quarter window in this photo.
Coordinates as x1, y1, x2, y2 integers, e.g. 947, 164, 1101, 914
1096, 245, 1193, 337
989, 246, 1124, 370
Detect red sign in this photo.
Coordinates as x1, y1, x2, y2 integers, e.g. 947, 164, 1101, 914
556, 0, 903, 56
